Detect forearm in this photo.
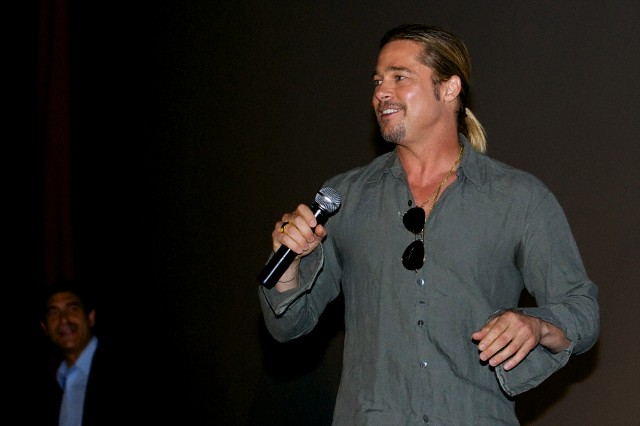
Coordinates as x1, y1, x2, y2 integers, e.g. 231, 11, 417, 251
273, 258, 301, 292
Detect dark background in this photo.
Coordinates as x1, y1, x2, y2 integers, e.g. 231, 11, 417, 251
15, 1, 639, 425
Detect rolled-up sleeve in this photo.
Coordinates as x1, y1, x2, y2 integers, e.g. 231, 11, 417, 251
259, 239, 342, 342
496, 191, 599, 396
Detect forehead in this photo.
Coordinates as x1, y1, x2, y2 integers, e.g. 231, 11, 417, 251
47, 291, 83, 308
375, 40, 426, 71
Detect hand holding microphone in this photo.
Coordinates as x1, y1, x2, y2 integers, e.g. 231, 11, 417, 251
258, 187, 342, 289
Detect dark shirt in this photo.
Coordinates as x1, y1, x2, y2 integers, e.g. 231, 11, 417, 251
260, 135, 599, 425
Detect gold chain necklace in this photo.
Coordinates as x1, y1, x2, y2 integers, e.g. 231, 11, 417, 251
418, 144, 464, 211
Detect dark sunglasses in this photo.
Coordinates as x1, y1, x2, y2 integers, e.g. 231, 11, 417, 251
402, 206, 426, 270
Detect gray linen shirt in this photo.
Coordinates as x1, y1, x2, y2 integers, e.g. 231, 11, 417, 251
259, 135, 599, 425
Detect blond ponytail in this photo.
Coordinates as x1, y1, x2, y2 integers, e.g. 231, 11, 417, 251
464, 108, 487, 153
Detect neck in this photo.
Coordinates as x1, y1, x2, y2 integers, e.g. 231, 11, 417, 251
399, 133, 460, 177
398, 135, 462, 207
62, 337, 93, 367
64, 352, 81, 367
396, 120, 459, 164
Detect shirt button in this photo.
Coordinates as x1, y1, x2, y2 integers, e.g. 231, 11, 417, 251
419, 361, 428, 368
417, 320, 424, 327
417, 278, 425, 286
423, 414, 430, 422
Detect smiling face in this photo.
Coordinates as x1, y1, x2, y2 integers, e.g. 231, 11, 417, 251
41, 291, 95, 363
372, 40, 453, 146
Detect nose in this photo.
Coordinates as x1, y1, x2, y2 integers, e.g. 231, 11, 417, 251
374, 90, 391, 103
58, 310, 71, 323
374, 80, 393, 102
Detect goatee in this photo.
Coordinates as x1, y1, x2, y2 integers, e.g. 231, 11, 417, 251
380, 122, 406, 144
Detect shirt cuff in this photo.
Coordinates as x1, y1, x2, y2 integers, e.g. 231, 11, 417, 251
491, 306, 574, 396
496, 340, 573, 396
259, 245, 324, 317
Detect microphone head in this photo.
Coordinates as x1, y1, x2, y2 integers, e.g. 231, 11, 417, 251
315, 187, 342, 213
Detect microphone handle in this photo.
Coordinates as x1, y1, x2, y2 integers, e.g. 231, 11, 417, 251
258, 245, 298, 289
258, 203, 327, 289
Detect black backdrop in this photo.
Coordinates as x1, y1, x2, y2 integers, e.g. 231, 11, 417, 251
16, 1, 640, 425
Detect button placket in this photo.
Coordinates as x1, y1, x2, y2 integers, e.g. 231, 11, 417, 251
416, 273, 429, 375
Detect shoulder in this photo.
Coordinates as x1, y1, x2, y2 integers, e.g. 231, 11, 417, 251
470, 150, 554, 201
324, 151, 398, 195
459, 149, 569, 225
86, 336, 130, 383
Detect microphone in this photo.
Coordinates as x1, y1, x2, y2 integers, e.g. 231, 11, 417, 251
258, 186, 342, 289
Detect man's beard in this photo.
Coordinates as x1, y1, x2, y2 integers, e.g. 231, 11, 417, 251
376, 101, 406, 144
380, 121, 406, 144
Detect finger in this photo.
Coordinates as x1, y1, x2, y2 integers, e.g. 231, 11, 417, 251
481, 315, 540, 368
295, 204, 319, 228
502, 338, 537, 370
288, 211, 318, 244
476, 319, 508, 353
313, 223, 327, 239
272, 216, 299, 252
476, 310, 527, 351
272, 205, 327, 255
471, 318, 497, 341
479, 331, 512, 363
484, 334, 519, 366
489, 333, 537, 369
278, 220, 311, 254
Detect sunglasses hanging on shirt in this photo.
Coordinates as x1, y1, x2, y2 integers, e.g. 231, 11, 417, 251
402, 207, 426, 270
400, 144, 463, 271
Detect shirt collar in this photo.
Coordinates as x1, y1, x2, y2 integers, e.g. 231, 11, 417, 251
57, 336, 99, 388
367, 133, 487, 191
457, 134, 485, 191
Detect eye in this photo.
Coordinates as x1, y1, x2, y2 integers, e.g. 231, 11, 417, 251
67, 305, 83, 315
395, 75, 407, 81
47, 308, 61, 320
373, 78, 382, 86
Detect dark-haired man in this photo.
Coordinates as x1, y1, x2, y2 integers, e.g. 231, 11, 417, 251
40, 282, 135, 426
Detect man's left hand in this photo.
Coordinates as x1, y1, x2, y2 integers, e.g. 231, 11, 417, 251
472, 310, 570, 371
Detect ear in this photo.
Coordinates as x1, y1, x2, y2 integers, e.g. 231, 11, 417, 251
443, 75, 462, 102
88, 309, 96, 328
40, 320, 53, 338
